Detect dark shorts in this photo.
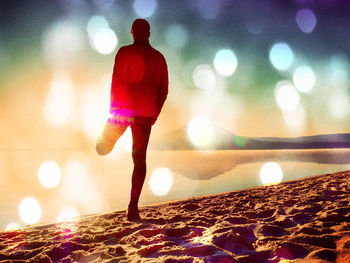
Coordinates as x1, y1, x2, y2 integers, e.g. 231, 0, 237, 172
107, 114, 153, 126
96, 114, 152, 156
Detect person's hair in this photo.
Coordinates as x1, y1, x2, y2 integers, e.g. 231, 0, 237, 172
131, 19, 150, 40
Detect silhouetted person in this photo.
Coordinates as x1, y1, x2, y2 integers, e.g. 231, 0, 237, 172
96, 19, 168, 221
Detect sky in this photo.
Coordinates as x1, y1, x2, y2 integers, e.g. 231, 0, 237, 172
0, 0, 350, 229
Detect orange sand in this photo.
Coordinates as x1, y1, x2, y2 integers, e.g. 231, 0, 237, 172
1, 170, 349, 262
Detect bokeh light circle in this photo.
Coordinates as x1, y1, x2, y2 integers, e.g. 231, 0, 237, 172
274, 81, 300, 112
56, 206, 80, 223
149, 168, 173, 196
133, 0, 157, 18
18, 197, 42, 225
259, 162, 283, 185
269, 43, 294, 71
5, 223, 20, 231
43, 73, 75, 126
293, 66, 316, 93
61, 160, 105, 213
195, 0, 221, 20
213, 49, 238, 76
91, 28, 118, 54
42, 20, 84, 67
296, 9, 317, 34
192, 65, 216, 90
86, 15, 109, 36
283, 105, 306, 132
330, 54, 349, 88
38, 161, 62, 188
187, 117, 215, 148
79, 82, 110, 141
245, 16, 266, 34
165, 24, 188, 49
329, 92, 350, 119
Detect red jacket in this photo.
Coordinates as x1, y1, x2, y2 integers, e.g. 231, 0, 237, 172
110, 42, 168, 121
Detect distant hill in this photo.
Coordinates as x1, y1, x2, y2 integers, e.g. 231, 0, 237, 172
150, 125, 350, 150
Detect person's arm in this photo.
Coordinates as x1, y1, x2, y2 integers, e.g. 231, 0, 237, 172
153, 57, 168, 124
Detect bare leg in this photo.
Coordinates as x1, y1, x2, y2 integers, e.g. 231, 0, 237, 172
127, 121, 152, 220
96, 118, 127, 155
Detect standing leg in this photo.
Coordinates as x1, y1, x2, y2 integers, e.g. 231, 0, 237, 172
127, 120, 152, 220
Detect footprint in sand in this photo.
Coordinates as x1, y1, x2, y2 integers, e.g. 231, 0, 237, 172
272, 242, 309, 260
291, 234, 337, 249
306, 248, 337, 262
254, 224, 288, 238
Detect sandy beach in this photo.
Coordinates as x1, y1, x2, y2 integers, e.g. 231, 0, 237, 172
1, 170, 349, 263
